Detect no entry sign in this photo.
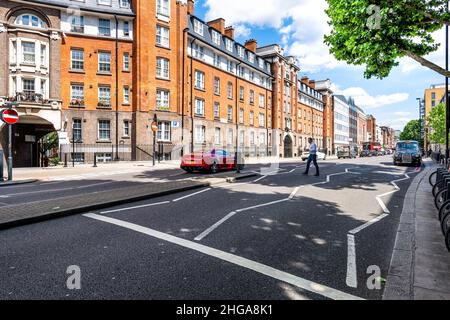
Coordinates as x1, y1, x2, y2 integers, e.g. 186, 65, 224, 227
1, 109, 19, 125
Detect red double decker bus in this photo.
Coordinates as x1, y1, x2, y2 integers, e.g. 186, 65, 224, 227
361, 142, 382, 156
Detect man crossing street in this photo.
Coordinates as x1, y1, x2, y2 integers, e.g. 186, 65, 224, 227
303, 138, 320, 177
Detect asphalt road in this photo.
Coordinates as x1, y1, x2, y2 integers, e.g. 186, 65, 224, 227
0, 156, 421, 300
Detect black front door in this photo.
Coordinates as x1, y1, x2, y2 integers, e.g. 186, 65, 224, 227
284, 135, 293, 158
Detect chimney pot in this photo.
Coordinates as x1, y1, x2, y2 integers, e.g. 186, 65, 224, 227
187, 0, 194, 15
224, 26, 235, 40
244, 39, 257, 53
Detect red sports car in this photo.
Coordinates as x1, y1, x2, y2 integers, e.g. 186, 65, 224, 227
180, 149, 244, 173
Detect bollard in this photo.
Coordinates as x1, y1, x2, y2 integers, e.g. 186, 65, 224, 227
93, 153, 97, 167
0, 150, 3, 181
64, 153, 68, 168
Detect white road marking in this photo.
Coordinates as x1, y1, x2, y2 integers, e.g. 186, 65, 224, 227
253, 175, 267, 183
100, 201, 170, 214
195, 168, 360, 241
195, 199, 289, 241
172, 188, 212, 202
349, 214, 389, 235
345, 171, 411, 289
194, 211, 238, 241
84, 213, 363, 300
235, 199, 289, 213
346, 235, 357, 288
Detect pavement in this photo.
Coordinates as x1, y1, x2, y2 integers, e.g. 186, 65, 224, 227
384, 159, 450, 300
0, 156, 425, 300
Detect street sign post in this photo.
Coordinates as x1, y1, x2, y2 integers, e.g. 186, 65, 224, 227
0, 149, 3, 181
0, 105, 18, 181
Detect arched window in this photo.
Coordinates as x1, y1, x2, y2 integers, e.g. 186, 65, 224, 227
15, 14, 46, 29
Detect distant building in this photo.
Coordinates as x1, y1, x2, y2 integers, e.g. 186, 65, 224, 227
423, 83, 449, 150
366, 115, 377, 143
333, 95, 350, 154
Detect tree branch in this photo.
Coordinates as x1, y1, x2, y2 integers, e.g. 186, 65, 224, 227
403, 50, 450, 78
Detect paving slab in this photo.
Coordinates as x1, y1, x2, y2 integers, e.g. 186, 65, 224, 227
384, 160, 450, 300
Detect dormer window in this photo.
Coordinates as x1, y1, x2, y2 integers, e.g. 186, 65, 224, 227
248, 52, 255, 63
211, 30, 221, 46
120, 0, 130, 8
15, 14, 45, 29
237, 46, 245, 58
194, 20, 204, 36
225, 39, 233, 52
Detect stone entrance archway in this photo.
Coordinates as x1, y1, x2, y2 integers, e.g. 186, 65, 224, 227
0, 115, 56, 167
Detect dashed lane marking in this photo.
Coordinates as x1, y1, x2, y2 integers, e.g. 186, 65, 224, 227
195, 168, 360, 241
100, 201, 171, 214
84, 213, 364, 301
172, 188, 212, 202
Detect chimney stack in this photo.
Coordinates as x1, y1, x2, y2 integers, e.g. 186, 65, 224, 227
224, 26, 235, 39
207, 18, 225, 34
309, 80, 316, 89
244, 39, 257, 53
301, 76, 309, 84
187, 0, 194, 15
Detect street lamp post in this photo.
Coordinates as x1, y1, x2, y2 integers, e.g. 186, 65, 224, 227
151, 114, 158, 167
417, 98, 422, 146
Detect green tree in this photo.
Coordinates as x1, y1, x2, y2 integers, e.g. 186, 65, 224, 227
400, 120, 421, 142
428, 102, 446, 144
324, 0, 450, 79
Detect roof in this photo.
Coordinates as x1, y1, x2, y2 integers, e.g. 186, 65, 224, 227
23, 0, 135, 16
187, 15, 272, 76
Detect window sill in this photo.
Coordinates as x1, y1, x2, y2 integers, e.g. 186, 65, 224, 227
20, 63, 36, 67
121, 136, 130, 140
194, 114, 205, 118
156, 76, 171, 82
122, 103, 130, 106
96, 140, 112, 143
69, 69, 85, 74
195, 87, 206, 92
122, 70, 131, 73
156, 44, 171, 50
97, 72, 112, 76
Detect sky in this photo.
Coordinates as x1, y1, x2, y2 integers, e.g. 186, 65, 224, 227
192, 0, 445, 131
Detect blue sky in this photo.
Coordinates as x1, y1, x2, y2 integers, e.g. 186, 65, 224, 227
193, 0, 445, 130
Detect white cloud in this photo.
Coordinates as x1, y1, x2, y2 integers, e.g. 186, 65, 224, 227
234, 24, 251, 38
204, 0, 344, 72
334, 86, 410, 109
394, 111, 412, 117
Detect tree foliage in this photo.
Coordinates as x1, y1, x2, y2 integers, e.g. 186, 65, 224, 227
400, 119, 421, 142
428, 102, 446, 144
325, 0, 450, 79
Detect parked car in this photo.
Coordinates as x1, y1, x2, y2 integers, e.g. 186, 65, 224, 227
360, 150, 371, 157
393, 141, 422, 167
180, 149, 244, 173
337, 146, 358, 159
301, 151, 327, 161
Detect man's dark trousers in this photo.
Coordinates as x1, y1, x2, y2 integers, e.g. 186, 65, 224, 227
305, 154, 319, 175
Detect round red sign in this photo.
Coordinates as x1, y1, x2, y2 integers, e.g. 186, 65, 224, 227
1, 109, 19, 125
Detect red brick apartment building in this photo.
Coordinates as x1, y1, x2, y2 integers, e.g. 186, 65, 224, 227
0, 0, 332, 166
